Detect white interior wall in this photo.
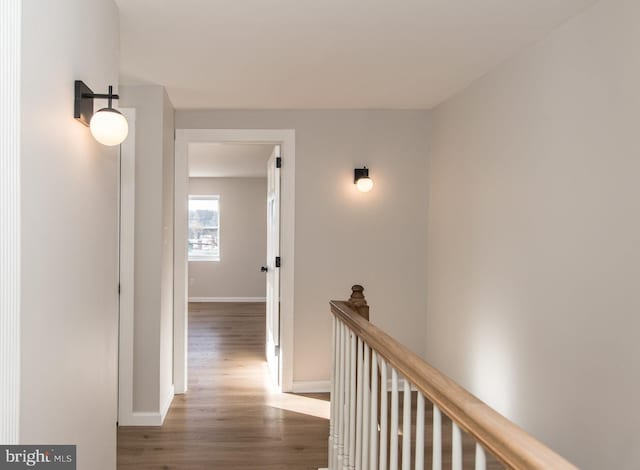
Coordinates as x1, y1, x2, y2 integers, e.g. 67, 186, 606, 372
120, 85, 175, 418
188, 177, 267, 300
176, 110, 431, 385
427, 0, 640, 468
120, 86, 163, 413
20, 0, 120, 468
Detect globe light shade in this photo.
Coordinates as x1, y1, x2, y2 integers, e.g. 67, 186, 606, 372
356, 176, 374, 193
90, 108, 128, 146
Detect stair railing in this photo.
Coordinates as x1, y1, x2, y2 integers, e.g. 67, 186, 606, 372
328, 285, 578, 470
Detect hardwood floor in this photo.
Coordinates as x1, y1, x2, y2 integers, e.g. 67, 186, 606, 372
117, 302, 330, 470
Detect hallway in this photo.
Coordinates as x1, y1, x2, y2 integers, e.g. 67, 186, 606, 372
117, 302, 329, 469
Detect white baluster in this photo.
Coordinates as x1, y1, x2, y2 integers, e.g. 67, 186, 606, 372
370, 351, 379, 469
337, 323, 344, 469
401, 379, 411, 470
362, 344, 371, 469
390, 368, 399, 470
328, 317, 338, 469
415, 393, 425, 470
452, 422, 462, 470
343, 329, 351, 468
349, 333, 357, 470
356, 338, 364, 470
432, 405, 441, 470
379, 360, 388, 470
475, 443, 487, 470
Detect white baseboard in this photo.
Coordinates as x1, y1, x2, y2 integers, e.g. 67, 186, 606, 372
188, 297, 266, 303
126, 411, 163, 427
292, 380, 331, 393
120, 385, 174, 427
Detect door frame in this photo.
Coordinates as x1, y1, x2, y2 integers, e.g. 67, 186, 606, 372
265, 145, 281, 386
174, 129, 296, 393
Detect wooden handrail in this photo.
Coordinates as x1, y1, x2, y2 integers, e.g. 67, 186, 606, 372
330, 294, 578, 470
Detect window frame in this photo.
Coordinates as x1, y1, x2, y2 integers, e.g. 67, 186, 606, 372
187, 194, 221, 262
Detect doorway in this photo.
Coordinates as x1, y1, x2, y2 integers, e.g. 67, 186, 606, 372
174, 129, 295, 393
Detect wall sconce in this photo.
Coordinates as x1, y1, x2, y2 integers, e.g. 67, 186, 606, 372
74, 80, 128, 146
354, 167, 374, 193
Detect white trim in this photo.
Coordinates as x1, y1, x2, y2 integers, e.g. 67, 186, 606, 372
292, 380, 331, 393
174, 129, 296, 394
0, 0, 21, 444
188, 297, 266, 303
126, 412, 163, 427
174, 133, 189, 394
160, 384, 175, 423
118, 108, 136, 426
124, 385, 175, 427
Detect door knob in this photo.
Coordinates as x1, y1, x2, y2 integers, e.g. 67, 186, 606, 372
260, 266, 268, 273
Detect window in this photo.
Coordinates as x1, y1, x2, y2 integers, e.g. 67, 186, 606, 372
188, 195, 220, 261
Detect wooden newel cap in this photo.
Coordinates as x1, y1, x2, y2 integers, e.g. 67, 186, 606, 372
349, 285, 367, 307
349, 285, 370, 320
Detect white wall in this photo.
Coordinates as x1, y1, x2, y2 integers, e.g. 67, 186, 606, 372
188, 178, 267, 300
427, 0, 640, 468
120, 86, 175, 416
20, 0, 119, 468
176, 110, 431, 383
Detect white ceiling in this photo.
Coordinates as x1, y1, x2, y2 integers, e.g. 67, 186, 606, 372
116, 0, 595, 109
188, 143, 274, 178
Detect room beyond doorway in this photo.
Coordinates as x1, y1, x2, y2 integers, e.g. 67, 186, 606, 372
186, 142, 274, 301
174, 129, 296, 394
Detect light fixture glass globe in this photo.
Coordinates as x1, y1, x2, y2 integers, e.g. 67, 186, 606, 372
356, 177, 374, 193
90, 108, 129, 146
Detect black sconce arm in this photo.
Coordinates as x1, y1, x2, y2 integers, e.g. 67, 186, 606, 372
74, 80, 120, 126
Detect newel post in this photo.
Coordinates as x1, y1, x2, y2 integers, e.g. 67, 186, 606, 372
348, 284, 370, 321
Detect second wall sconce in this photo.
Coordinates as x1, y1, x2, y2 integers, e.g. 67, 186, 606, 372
74, 80, 128, 146
354, 167, 374, 193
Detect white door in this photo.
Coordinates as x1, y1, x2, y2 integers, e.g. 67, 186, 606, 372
265, 145, 281, 387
